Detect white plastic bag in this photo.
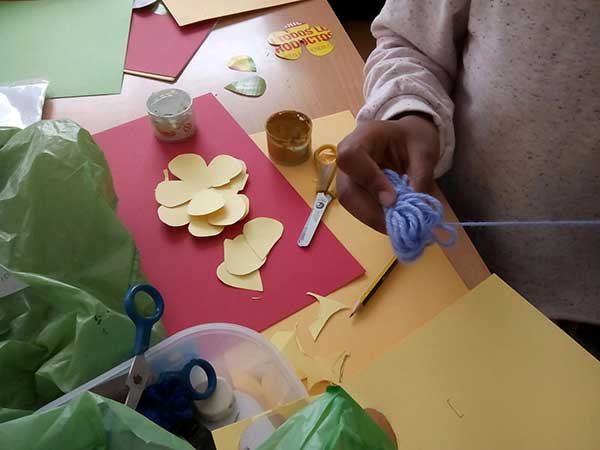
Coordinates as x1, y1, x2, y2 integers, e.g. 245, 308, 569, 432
0, 79, 49, 128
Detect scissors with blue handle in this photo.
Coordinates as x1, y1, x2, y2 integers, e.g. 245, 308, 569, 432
124, 284, 165, 409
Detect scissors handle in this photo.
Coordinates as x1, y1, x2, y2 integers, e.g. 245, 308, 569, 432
314, 145, 337, 193
180, 358, 218, 400
125, 284, 165, 356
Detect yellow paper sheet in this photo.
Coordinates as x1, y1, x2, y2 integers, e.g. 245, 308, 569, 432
252, 111, 468, 378
344, 275, 600, 450
162, 0, 305, 26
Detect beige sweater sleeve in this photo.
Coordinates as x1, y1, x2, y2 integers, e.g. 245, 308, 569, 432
358, 0, 470, 177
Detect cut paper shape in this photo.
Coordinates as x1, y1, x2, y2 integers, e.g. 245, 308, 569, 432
227, 55, 257, 72
217, 262, 263, 292
155, 178, 194, 207
307, 292, 350, 341
188, 215, 224, 237
225, 76, 267, 98
268, 22, 334, 61
304, 350, 350, 392
270, 329, 309, 380
207, 193, 248, 226
168, 153, 210, 187
188, 188, 225, 215
0, 0, 132, 98
207, 155, 244, 187
157, 204, 190, 227
156, 153, 249, 236
243, 218, 284, 260
224, 235, 266, 276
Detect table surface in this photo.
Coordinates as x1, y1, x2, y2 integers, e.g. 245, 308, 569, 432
45, 0, 489, 287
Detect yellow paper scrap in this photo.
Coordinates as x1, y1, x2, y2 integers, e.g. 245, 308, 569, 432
216, 262, 263, 292
270, 329, 309, 380
224, 235, 266, 276
187, 188, 225, 216
304, 350, 350, 392
307, 292, 350, 341
207, 155, 244, 187
207, 193, 248, 226
243, 217, 284, 260
157, 204, 190, 227
156, 154, 250, 235
188, 215, 224, 237
167, 153, 210, 188
155, 169, 195, 207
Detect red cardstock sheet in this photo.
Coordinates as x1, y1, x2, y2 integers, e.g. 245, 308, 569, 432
94, 94, 364, 334
125, 9, 215, 79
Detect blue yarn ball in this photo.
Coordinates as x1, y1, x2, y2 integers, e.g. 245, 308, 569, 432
383, 170, 457, 262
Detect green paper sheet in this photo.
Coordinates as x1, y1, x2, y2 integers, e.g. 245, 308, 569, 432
0, 0, 132, 98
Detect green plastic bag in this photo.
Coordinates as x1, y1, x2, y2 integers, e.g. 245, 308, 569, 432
0, 121, 164, 422
256, 386, 396, 450
0, 392, 194, 450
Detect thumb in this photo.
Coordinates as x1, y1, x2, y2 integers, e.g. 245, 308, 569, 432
337, 147, 397, 207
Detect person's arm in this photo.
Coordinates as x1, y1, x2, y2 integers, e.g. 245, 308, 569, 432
336, 0, 470, 233
359, 0, 470, 177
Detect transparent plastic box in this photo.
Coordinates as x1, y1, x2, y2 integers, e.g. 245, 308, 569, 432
38, 323, 307, 430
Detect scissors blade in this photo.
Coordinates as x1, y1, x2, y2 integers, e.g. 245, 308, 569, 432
298, 192, 333, 247
124, 355, 151, 409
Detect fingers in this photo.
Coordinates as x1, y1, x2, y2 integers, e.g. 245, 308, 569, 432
337, 135, 397, 208
406, 146, 436, 192
336, 170, 387, 234
400, 115, 440, 193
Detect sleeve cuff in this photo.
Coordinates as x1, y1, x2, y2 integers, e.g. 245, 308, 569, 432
358, 95, 455, 178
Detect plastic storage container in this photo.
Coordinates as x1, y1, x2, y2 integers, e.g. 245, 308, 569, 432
38, 323, 307, 430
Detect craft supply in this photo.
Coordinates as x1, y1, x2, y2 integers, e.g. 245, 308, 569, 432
0, 0, 131, 98
384, 170, 600, 264
194, 376, 239, 423
94, 95, 363, 333
162, 0, 305, 26
155, 153, 248, 234
298, 144, 337, 247
307, 292, 349, 341
344, 275, 600, 450
216, 262, 264, 292
224, 75, 267, 98
349, 258, 398, 317
268, 22, 334, 60
137, 358, 217, 436
227, 55, 257, 72
125, 8, 216, 81
266, 111, 312, 166
147, 89, 196, 141
218, 217, 283, 291
124, 284, 165, 409
243, 218, 284, 260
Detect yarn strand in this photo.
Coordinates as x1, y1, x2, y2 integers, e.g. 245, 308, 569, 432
384, 170, 600, 263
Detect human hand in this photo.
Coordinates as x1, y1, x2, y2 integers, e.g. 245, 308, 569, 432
336, 115, 440, 233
